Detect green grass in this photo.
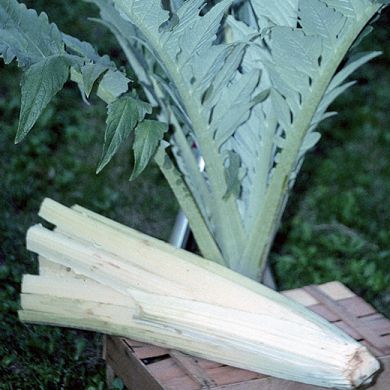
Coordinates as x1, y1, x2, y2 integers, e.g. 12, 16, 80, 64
0, 1, 389, 388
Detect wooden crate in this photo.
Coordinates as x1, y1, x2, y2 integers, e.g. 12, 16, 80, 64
104, 281, 390, 389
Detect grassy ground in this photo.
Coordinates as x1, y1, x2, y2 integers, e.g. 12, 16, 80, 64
0, 1, 389, 388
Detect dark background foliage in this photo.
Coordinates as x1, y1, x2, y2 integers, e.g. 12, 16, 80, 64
0, 2, 389, 388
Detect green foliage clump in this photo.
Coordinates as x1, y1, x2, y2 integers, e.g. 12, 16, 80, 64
272, 11, 390, 317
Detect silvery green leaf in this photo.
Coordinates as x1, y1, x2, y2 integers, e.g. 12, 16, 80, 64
114, 0, 170, 37
131, 120, 168, 180
191, 44, 233, 97
351, 25, 373, 49
271, 27, 322, 79
299, 0, 346, 51
224, 151, 242, 199
203, 43, 246, 105
170, 0, 184, 11
322, 0, 367, 18
225, 15, 258, 40
252, 89, 271, 105
0, 0, 64, 68
271, 90, 292, 131
87, 0, 144, 50
311, 111, 337, 127
87, 0, 159, 105
159, 13, 179, 33
300, 132, 321, 154
235, 0, 258, 28
97, 69, 130, 103
177, 0, 232, 63
319, 81, 356, 113
155, 0, 230, 71
251, 0, 298, 27
327, 51, 381, 92
98, 94, 152, 173
213, 70, 261, 147
16, 55, 70, 143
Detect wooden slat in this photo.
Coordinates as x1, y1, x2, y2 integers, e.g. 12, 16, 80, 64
163, 375, 201, 390
195, 359, 224, 370
281, 289, 318, 306
170, 350, 217, 388
125, 340, 149, 348
317, 281, 355, 300
105, 336, 164, 390
146, 357, 199, 388
308, 303, 340, 322
206, 365, 265, 386
281, 281, 355, 307
304, 285, 390, 356
382, 335, 390, 344
339, 296, 377, 318
132, 345, 170, 360
361, 315, 390, 336
333, 321, 362, 340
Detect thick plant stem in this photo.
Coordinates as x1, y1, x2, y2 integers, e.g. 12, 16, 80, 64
103, 5, 234, 265
114, 0, 246, 268
166, 62, 246, 268
170, 117, 212, 224
154, 145, 225, 265
239, 7, 380, 280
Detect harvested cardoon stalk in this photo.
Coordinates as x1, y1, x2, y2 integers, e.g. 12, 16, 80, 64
19, 199, 379, 389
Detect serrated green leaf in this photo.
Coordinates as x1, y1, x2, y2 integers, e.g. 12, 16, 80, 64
130, 120, 168, 180
0, 0, 64, 68
81, 63, 109, 97
97, 69, 130, 103
62, 34, 131, 104
62, 33, 112, 67
97, 95, 152, 173
16, 55, 70, 143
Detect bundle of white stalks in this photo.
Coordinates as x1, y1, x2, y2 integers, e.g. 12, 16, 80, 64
19, 198, 380, 389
